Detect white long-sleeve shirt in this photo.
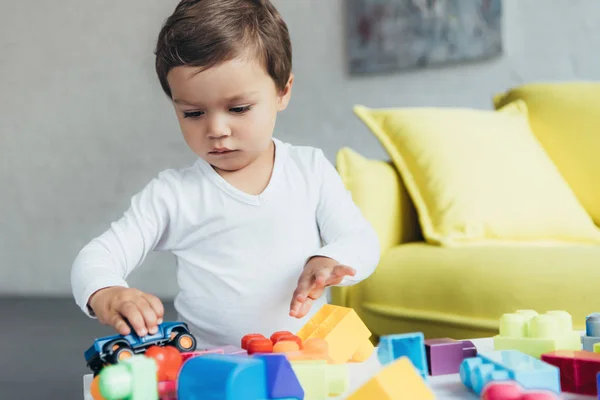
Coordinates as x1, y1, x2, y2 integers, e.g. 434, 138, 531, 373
71, 138, 380, 349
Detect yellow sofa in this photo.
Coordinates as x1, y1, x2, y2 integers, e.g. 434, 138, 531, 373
332, 82, 600, 341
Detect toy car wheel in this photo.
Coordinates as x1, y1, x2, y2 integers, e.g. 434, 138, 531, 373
170, 332, 197, 352
110, 344, 134, 364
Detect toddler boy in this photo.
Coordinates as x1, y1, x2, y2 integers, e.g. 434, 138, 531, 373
71, 0, 380, 349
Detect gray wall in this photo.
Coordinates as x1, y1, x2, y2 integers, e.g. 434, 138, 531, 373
2, 0, 600, 297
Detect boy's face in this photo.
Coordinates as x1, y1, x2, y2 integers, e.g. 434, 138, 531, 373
167, 57, 293, 173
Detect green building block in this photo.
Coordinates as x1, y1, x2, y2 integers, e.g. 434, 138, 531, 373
291, 360, 348, 400
99, 355, 158, 400
493, 310, 581, 358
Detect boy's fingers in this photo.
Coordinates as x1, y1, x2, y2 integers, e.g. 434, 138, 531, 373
290, 279, 313, 317
138, 298, 160, 334
119, 302, 148, 336
333, 265, 356, 277
110, 313, 131, 336
326, 265, 356, 285
143, 293, 165, 324
314, 269, 329, 288
295, 297, 314, 319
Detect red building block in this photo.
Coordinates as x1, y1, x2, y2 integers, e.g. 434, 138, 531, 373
541, 350, 600, 396
481, 381, 558, 400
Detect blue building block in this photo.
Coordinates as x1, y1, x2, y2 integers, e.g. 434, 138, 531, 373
377, 332, 428, 379
254, 354, 304, 399
178, 354, 268, 400
459, 350, 561, 396
583, 313, 600, 351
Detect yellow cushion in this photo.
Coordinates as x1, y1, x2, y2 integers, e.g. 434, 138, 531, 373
336, 147, 420, 254
354, 242, 600, 339
353, 101, 600, 246
494, 82, 600, 225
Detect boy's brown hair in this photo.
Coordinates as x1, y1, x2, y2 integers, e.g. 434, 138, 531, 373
154, 0, 292, 98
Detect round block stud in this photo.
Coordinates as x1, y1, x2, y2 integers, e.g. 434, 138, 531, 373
247, 337, 273, 355
530, 314, 559, 338
546, 311, 573, 334
273, 334, 303, 349
99, 364, 132, 400
273, 340, 300, 353
270, 331, 294, 343
586, 313, 600, 337
481, 381, 523, 400
472, 364, 496, 395
459, 358, 482, 390
241, 333, 266, 350
516, 310, 539, 336
499, 313, 528, 338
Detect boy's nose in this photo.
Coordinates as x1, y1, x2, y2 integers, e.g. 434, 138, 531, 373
206, 115, 231, 138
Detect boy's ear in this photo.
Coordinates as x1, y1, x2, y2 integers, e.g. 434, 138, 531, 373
277, 73, 294, 111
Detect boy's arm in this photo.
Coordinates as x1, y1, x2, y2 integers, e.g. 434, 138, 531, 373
71, 170, 181, 317
309, 150, 380, 286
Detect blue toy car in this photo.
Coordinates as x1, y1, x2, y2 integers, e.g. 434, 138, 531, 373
84, 321, 197, 374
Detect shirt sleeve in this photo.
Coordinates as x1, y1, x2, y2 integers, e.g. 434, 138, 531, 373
70, 170, 181, 317
310, 150, 381, 286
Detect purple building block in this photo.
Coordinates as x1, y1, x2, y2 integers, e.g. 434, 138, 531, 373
424, 338, 477, 376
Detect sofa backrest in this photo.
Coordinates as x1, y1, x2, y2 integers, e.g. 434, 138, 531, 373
494, 82, 600, 226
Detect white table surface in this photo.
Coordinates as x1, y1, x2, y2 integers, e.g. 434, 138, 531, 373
83, 337, 595, 399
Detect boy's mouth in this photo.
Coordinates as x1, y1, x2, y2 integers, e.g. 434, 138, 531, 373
209, 147, 237, 155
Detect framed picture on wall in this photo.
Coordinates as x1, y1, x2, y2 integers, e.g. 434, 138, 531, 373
346, 0, 503, 74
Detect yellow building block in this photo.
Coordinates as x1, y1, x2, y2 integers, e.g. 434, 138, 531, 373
594, 342, 600, 353
346, 356, 434, 400
297, 304, 373, 364
493, 310, 581, 358
291, 360, 348, 400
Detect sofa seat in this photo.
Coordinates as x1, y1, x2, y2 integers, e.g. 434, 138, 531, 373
350, 242, 600, 340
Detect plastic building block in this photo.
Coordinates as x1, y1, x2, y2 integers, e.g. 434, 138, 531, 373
541, 350, 600, 395
493, 310, 581, 358
346, 356, 434, 400
481, 381, 559, 399
181, 348, 225, 362
378, 332, 428, 379
157, 381, 176, 400
254, 353, 304, 399
595, 342, 600, 353
296, 304, 374, 364
98, 355, 158, 400
144, 345, 182, 381
90, 375, 105, 400
214, 344, 248, 356
582, 313, 600, 351
460, 350, 560, 395
291, 359, 348, 399
276, 338, 332, 363
178, 354, 267, 400
84, 321, 197, 374
242, 332, 302, 355
424, 338, 477, 376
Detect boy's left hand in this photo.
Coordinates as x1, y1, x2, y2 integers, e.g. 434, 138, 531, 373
289, 256, 356, 318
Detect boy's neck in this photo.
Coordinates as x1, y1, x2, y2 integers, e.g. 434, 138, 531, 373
213, 140, 276, 196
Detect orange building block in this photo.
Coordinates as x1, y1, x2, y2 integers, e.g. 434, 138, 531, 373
346, 356, 435, 400
276, 338, 333, 363
296, 304, 374, 364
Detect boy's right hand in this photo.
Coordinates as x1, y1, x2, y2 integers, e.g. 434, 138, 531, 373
88, 286, 165, 337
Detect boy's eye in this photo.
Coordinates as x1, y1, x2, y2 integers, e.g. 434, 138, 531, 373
230, 105, 252, 114
183, 111, 204, 119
